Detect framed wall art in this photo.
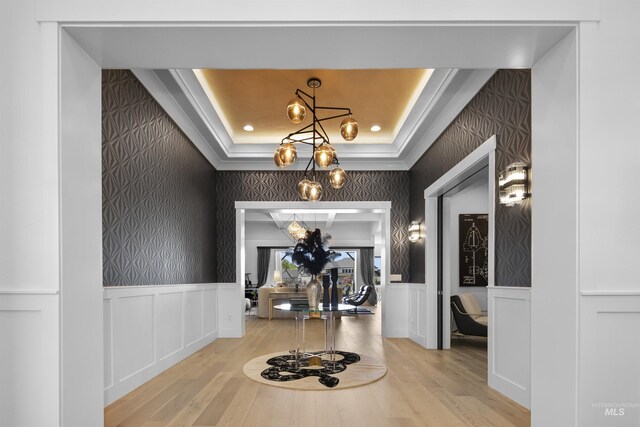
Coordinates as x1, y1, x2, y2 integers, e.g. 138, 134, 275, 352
459, 214, 489, 287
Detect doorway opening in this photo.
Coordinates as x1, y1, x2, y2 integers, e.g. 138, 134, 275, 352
235, 201, 392, 337
424, 136, 496, 349
441, 167, 490, 352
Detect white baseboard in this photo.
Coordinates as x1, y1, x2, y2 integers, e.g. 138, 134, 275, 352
488, 286, 531, 409
103, 284, 219, 405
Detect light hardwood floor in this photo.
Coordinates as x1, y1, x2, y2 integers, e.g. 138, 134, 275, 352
105, 309, 530, 427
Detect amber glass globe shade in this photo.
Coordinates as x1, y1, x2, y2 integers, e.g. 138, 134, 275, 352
329, 167, 347, 189
279, 142, 297, 166
297, 178, 311, 200
274, 148, 285, 168
305, 181, 323, 202
314, 145, 334, 168
340, 117, 359, 141
287, 97, 306, 124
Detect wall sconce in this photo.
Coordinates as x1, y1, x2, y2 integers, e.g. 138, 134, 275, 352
408, 220, 421, 242
499, 162, 529, 206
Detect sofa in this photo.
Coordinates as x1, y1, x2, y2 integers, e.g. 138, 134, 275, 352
257, 286, 343, 319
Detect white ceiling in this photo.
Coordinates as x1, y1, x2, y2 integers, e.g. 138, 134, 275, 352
245, 211, 382, 228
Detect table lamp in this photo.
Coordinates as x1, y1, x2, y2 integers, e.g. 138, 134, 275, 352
273, 270, 282, 286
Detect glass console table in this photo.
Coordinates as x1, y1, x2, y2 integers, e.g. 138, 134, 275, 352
273, 303, 354, 370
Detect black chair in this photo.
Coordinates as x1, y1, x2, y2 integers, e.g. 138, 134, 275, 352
450, 295, 487, 337
342, 285, 373, 314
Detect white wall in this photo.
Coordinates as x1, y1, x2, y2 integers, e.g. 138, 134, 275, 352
443, 170, 489, 312
0, 8, 62, 425
103, 284, 219, 405
577, 2, 640, 425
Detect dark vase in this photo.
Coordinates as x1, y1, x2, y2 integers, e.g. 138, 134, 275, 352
322, 274, 331, 308
330, 268, 339, 306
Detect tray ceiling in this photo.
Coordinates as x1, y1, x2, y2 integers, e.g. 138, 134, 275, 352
194, 68, 432, 145
133, 68, 497, 170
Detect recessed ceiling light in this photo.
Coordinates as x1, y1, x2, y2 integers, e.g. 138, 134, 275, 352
243, 124, 254, 132
371, 125, 381, 132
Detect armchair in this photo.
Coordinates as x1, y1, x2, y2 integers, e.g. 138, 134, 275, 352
450, 294, 488, 337
342, 285, 373, 314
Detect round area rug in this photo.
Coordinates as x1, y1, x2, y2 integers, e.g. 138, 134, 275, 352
243, 350, 386, 390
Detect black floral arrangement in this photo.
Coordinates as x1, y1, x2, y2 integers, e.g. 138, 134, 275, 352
291, 228, 336, 275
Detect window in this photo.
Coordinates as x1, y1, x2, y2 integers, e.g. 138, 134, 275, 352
274, 250, 306, 285
274, 248, 358, 290
331, 250, 357, 292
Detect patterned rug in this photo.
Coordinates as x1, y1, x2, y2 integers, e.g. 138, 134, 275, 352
243, 350, 386, 390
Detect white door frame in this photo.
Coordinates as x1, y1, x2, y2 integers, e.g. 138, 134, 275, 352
235, 201, 392, 336
423, 135, 496, 349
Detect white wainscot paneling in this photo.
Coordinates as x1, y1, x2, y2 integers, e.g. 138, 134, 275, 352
488, 286, 531, 409
203, 288, 218, 337
579, 293, 640, 427
103, 298, 112, 389
408, 283, 428, 347
0, 292, 60, 427
115, 294, 155, 383
217, 283, 243, 338
183, 290, 203, 347
157, 292, 182, 360
383, 283, 409, 338
103, 284, 218, 405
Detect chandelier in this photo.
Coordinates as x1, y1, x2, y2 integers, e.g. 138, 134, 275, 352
274, 78, 358, 202
277, 214, 309, 242
287, 220, 307, 240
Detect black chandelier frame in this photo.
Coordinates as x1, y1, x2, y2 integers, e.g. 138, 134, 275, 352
280, 78, 353, 180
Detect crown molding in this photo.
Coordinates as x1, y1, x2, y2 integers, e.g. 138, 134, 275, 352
214, 158, 411, 171
131, 69, 224, 169
403, 68, 496, 168
392, 68, 455, 153
134, 67, 495, 171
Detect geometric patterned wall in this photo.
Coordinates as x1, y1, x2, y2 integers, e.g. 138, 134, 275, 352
102, 70, 217, 286
216, 170, 410, 283
408, 69, 531, 286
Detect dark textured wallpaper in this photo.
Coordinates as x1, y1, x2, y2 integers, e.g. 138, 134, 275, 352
216, 171, 410, 282
409, 69, 531, 286
102, 70, 217, 286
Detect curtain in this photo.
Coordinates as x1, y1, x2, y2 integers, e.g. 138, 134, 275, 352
359, 247, 377, 305
257, 247, 271, 287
